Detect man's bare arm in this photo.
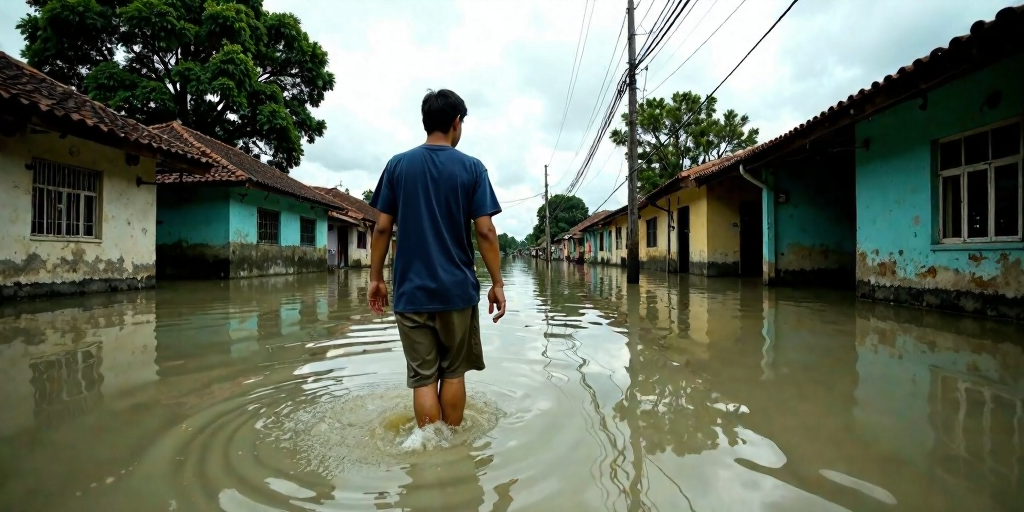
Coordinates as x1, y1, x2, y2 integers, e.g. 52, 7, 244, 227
370, 213, 395, 283
474, 216, 504, 287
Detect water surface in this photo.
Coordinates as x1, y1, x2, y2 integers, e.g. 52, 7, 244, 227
0, 260, 1021, 511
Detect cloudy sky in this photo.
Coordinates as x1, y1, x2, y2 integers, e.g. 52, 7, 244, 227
0, 0, 1014, 239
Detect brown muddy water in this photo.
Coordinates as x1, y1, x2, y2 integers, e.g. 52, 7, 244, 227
0, 259, 1022, 512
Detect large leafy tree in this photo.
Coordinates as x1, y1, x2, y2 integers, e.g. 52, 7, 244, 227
361, 189, 373, 202
17, 0, 336, 172
610, 91, 758, 195
528, 194, 589, 244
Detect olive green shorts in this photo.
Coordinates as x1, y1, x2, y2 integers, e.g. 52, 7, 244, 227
394, 305, 485, 389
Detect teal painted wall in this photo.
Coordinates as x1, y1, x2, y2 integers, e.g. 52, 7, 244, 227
855, 52, 1024, 303
156, 186, 230, 245
763, 157, 856, 285
228, 187, 328, 247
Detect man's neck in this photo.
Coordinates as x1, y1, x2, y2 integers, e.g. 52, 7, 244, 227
424, 133, 452, 146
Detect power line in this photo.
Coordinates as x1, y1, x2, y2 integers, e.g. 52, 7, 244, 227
547, 0, 596, 166
648, 0, 746, 95
640, 0, 701, 66
636, 0, 692, 65
655, 0, 721, 71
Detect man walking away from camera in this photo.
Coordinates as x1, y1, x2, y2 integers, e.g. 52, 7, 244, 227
367, 88, 506, 428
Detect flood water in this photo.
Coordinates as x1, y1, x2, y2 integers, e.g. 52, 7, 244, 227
0, 260, 1022, 512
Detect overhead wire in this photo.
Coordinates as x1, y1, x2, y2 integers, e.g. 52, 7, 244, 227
547, 0, 597, 166
639, 0, 701, 67
648, 0, 746, 94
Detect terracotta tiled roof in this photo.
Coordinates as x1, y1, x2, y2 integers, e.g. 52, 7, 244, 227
560, 210, 614, 238
650, 4, 1024, 190
151, 122, 342, 210
0, 52, 212, 172
311, 186, 380, 223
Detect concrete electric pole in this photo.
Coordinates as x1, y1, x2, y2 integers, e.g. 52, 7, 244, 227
626, 0, 640, 284
544, 164, 551, 264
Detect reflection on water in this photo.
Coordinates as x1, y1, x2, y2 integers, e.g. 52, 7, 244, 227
0, 262, 1022, 511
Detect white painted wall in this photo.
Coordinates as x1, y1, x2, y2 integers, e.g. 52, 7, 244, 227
347, 225, 371, 267
327, 225, 339, 266
0, 130, 158, 288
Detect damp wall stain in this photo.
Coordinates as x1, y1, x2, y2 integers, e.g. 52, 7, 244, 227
853, 52, 1024, 320
0, 130, 159, 300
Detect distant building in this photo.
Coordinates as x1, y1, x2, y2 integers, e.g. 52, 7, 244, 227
0, 52, 213, 300
311, 186, 382, 268
151, 122, 344, 278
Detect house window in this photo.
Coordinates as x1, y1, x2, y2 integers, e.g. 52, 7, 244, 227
299, 217, 316, 247
31, 159, 101, 238
257, 208, 280, 245
939, 119, 1022, 243
598, 231, 605, 251
615, 226, 622, 249
645, 217, 658, 247
356, 229, 367, 249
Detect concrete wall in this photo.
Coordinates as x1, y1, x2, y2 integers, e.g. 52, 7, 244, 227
156, 185, 329, 278
855, 52, 1024, 320
706, 178, 762, 276
763, 153, 857, 286
0, 130, 158, 299
345, 224, 371, 268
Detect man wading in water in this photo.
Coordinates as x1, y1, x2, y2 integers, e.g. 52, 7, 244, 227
367, 88, 506, 428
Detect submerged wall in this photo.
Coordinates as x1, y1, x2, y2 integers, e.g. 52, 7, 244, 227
0, 130, 159, 299
855, 52, 1024, 320
763, 153, 857, 287
157, 185, 328, 278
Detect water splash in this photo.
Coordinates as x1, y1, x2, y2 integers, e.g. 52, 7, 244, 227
262, 383, 506, 477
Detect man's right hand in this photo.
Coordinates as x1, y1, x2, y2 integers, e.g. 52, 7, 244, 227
487, 286, 506, 323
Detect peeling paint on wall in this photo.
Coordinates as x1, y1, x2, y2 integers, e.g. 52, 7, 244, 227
0, 130, 158, 300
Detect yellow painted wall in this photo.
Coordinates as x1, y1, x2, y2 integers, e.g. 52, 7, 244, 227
705, 179, 760, 266
639, 186, 708, 272
0, 130, 158, 291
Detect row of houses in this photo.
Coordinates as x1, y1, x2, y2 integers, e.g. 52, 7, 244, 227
0, 51, 380, 301
556, 5, 1024, 321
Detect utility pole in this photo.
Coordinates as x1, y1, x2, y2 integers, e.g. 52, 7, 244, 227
544, 164, 551, 264
625, 0, 640, 284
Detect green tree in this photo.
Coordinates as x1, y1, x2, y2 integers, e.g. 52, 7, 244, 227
17, 0, 336, 172
362, 189, 373, 202
528, 194, 589, 244
610, 91, 758, 195
497, 233, 520, 254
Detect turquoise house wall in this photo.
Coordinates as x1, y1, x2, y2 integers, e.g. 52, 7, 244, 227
763, 155, 857, 287
855, 52, 1024, 320
155, 186, 234, 278
156, 187, 230, 246
228, 187, 328, 247
227, 187, 329, 277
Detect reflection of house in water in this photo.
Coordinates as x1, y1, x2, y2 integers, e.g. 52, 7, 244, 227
931, 367, 1023, 509
0, 295, 158, 436
29, 343, 104, 428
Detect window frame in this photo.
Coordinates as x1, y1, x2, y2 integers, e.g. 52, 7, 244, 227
30, 158, 102, 240
257, 208, 280, 245
299, 216, 317, 247
615, 226, 622, 250
645, 217, 658, 248
356, 229, 368, 249
598, 230, 605, 251
937, 117, 1023, 244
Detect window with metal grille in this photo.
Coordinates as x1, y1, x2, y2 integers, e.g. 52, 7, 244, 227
31, 159, 101, 239
299, 217, 316, 247
938, 118, 1022, 243
645, 217, 658, 247
257, 208, 280, 245
356, 230, 367, 249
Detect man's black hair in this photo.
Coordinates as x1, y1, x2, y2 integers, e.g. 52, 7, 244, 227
421, 89, 468, 134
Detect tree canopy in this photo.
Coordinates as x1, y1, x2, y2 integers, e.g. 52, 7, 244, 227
362, 189, 373, 202
17, 0, 336, 172
528, 194, 589, 244
610, 91, 758, 195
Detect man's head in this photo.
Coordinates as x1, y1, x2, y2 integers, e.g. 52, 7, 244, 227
421, 89, 468, 147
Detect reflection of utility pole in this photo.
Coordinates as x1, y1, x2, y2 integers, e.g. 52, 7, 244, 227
545, 164, 551, 264
625, 0, 640, 284
625, 282, 644, 512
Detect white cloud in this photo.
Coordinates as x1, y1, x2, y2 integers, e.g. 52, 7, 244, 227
1, 0, 1012, 239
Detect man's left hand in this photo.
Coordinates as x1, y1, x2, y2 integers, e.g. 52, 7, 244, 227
368, 280, 389, 314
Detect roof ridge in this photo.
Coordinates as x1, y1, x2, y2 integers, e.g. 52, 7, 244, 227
169, 122, 244, 178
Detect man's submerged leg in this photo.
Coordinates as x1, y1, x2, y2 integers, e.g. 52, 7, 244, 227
412, 382, 442, 427
439, 376, 467, 427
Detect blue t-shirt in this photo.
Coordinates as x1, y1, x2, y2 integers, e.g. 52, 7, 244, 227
369, 144, 502, 313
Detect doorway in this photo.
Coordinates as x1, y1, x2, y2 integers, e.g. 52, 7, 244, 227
676, 205, 690, 274
739, 200, 763, 277
339, 227, 349, 267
